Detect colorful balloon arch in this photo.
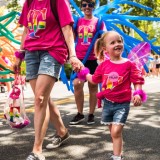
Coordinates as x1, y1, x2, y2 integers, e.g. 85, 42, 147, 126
0, 1, 160, 89
0, 11, 22, 83
70, 0, 160, 55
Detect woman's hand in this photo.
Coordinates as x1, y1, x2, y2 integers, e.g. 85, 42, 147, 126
69, 57, 84, 72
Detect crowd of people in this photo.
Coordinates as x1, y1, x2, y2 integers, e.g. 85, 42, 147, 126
10, 0, 149, 160
145, 53, 160, 78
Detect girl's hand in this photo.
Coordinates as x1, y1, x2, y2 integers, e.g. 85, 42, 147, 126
69, 56, 84, 72
77, 67, 90, 81
132, 95, 142, 106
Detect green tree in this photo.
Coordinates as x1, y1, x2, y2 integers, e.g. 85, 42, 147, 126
6, 0, 160, 45
6, 0, 22, 11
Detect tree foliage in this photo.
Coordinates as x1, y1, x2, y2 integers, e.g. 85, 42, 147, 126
6, 0, 22, 11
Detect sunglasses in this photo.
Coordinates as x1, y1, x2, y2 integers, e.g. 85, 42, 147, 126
81, 3, 94, 8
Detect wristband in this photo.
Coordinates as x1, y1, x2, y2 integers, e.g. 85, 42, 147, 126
133, 89, 147, 102
69, 55, 77, 59
77, 67, 90, 81
14, 50, 25, 60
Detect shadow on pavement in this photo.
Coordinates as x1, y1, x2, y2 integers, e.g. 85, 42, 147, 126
0, 92, 160, 160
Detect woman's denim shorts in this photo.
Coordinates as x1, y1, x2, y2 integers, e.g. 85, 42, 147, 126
25, 50, 61, 81
101, 99, 130, 125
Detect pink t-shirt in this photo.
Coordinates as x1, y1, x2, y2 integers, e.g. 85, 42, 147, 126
92, 59, 144, 103
76, 17, 106, 60
19, 0, 74, 64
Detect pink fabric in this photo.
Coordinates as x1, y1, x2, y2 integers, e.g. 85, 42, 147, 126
19, 0, 74, 64
76, 17, 106, 60
92, 59, 144, 103
77, 67, 90, 81
14, 51, 25, 60
133, 89, 147, 102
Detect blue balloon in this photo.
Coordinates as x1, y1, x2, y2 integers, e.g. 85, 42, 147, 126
61, 0, 160, 91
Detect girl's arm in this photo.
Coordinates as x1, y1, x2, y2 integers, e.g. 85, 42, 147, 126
86, 74, 97, 85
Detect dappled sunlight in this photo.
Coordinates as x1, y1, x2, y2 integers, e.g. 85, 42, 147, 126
0, 80, 160, 159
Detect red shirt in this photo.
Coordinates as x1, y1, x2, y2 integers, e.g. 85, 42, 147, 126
19, 0, 74, 64
92, 59, 144, 103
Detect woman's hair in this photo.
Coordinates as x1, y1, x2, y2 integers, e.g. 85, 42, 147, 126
80, 0, 95, 7
94, 31, 123, 61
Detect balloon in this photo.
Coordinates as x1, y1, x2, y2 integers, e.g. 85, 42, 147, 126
0, 64, 14, 82
65, 0, 160, 92
128, 42, 151, 71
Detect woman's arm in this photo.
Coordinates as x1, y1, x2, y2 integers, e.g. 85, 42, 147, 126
20, 27, 28, 50
13, 27, 28, 73
62, 25, 83, 72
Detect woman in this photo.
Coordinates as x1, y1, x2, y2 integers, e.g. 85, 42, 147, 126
13, 0, 83, 160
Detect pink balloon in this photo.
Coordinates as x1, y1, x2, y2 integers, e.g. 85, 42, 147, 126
128, 42, 151, 67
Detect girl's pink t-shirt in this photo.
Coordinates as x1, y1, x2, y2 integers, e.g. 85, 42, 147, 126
92, 59, 144, 103
76, 17, 106, 60
19, 0, 74, 64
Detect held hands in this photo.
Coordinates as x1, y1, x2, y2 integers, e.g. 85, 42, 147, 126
69, 56, 83, 72
77, 67, 90, 81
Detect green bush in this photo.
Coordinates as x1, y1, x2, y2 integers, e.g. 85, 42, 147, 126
64, 63, 73, 79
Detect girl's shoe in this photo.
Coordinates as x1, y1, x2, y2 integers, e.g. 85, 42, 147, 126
109, 155, 124, 160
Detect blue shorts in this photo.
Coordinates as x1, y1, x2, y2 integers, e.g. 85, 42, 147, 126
101, 99, 130, 125
25, 50, 61, 81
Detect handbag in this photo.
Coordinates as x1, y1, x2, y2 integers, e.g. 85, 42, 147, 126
4, 74, 30, 129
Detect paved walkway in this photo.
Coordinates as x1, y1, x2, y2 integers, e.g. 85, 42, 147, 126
0, 77, 160, 160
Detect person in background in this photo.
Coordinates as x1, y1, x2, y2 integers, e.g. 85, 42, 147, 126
155, 54, 160, 77
13, 0, 83, 159
70, 0, 106, 125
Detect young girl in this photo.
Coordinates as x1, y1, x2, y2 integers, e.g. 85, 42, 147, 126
78, 31, 146, 160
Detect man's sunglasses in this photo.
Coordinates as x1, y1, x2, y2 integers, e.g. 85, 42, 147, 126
81, 3, 94, 8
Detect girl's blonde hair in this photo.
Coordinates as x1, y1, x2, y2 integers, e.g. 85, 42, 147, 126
94, 31, 123, 61
94, 32, 109, 61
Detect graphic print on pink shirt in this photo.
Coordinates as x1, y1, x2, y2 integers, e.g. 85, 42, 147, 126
27, 8, 47, 39
78, 25, 94, 45
102, 72, 123, 90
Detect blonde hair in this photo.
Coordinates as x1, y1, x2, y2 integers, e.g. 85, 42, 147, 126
94, 31, 123, 61
94, 32, 109, 61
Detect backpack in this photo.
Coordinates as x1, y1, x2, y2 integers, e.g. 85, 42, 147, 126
27, 0, 58, 21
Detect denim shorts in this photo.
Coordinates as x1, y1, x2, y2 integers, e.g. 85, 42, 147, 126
25, 50, 61, 81
101, 99, 130, 125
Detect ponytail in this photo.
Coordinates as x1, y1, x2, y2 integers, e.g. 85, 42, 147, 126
94, 32, 108, 61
